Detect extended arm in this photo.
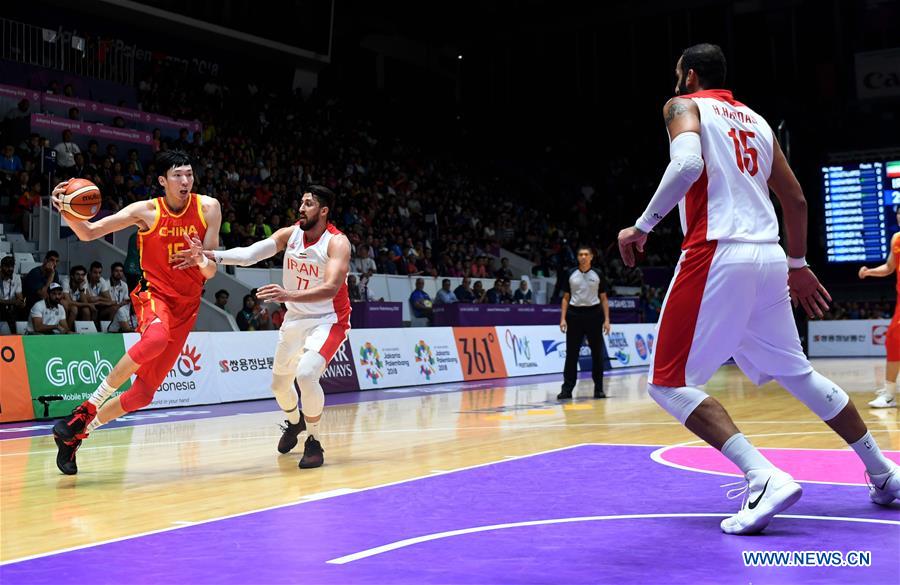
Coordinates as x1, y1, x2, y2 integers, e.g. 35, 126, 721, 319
859, 234, 898, 278
51, 182, 149, 241
619, 98, 702, 266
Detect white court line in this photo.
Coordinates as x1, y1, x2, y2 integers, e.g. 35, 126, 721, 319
648, 432, 899, 486
327, 513, 900, 565
0, 443, 596, 566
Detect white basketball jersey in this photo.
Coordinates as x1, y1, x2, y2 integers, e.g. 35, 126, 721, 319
282, 223, 351, 324
678, 89, 778, 248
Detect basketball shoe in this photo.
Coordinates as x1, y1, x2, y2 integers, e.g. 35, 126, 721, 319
52, 401, 97, 441
298, 436, 324, 469
868, 462, 900, 505
277, 416, 306, 454
54, 435, 82, 475
868, 390, 896, 409
720, 468, 802, 535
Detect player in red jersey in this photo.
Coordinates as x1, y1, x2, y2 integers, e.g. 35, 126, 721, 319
49, 150, 221, 475
858, 208, 900, 409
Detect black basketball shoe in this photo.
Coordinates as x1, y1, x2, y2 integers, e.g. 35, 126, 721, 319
52, 401, 97, 441
277, 417, 306, 454
54, 435, 82, 475
557, 386, 574, 400
593, 388, 607, 399
298, 436, 324, 469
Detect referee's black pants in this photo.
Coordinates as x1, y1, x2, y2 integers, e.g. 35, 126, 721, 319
562, 304, 607, 392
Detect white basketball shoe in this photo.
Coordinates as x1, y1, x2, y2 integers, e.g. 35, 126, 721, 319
867, 462, 900, 505
720, 468, 803, 535
868, 390, 897, 409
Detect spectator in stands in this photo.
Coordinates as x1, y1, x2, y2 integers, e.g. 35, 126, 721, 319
85, 261, 117, 323
468, 256, 487, 278
14, 179, 42, 233
485, 278, 510, 304
409, 278, 433, 321
107, 262, 131, 315
68, 107, 81, 121
514, 277, 533, 304
4, 99, 31, 121
27, 283, 71, 334
113, 116, 126, 128
348, 274, 367, 302
107, 301, 138, 333
70, 153, 90, 179
214, 289, 230, 311
63, 84, 75, 98
124, 232, 142, 291
435, 279, 458, 305
86, 139, 103, 166
18, 133, 42, 162
236, 294, 271, 331
352, 244, 377, 275
63, 264, 97, 327
454, 277, 475, 303
271, 303, 287, 328
248, 213, 272, 239
0, 145, 23, 179
23, 250, 60, 310
472, 280, 487, 303
1, 256, 25, 334
53, 130, 81, 176
495, 257, 514, 280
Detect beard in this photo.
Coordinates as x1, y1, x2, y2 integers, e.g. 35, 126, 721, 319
676, 79, 690, 96
298, 214, 321, 232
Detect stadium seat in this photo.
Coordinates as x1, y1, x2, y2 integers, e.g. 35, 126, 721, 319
99, 320, 112, 332
15, 321, 28, 335
75, 321, 98, 334
18, 261, 40, 275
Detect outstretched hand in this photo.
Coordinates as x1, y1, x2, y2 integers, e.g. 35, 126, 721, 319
788, 266, 831, 319
617, 226, 648, 267
171, 234, 213, 269
49, 180, 70, 212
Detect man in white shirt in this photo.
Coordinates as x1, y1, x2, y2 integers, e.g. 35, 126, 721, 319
63, 264, 97, 327
1, 255, 25, 334
28, 283, 71, 334
107, 303, 138, 333
53, 129, 81, 174
434, 279, 458, 305
351, 244, 377, 274
84, 261, 117, 322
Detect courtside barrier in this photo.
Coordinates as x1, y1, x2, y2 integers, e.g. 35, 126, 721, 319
4, 324, 656, 422
808, 319, 890, 357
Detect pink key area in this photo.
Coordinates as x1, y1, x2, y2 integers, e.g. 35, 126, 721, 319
658, 445, 900, 485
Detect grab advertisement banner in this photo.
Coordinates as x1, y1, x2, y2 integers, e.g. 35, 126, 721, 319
123, 332, 220, 409
808, 320, 890, 357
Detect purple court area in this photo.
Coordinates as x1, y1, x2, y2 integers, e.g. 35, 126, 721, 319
2, 445, 898, 585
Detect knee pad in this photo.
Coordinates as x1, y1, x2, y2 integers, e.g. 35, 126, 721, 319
296, 351, 326, 418
648, 383, 709, 424
127, 319, 169, 364
120, 378, 157, 412
775, 371, 849, 421
270, 372, 299, 413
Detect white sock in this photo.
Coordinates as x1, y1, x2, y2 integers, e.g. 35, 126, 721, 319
306, 419, 320, 439
884, 381, 896, 396
86, 413, 104, 433
88, 380, 117, 408
721, 433, 776, 475
284, 405, 301, 425
850, 431, 893, 475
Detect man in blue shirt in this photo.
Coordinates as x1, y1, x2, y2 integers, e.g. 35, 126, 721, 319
435, 279, 458, 305
409, 278, 433, 319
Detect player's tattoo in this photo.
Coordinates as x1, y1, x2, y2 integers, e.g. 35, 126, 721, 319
664, 100, 691, 126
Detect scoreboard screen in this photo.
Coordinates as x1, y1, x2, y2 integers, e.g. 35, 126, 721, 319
823, 160, 900, 263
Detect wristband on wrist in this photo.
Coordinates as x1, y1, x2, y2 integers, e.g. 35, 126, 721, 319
787, 256, 807, 270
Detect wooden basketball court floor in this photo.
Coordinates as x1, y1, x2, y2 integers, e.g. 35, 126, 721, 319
1, 358, 898, 584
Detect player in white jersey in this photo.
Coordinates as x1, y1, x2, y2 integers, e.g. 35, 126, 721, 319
617, 44, 899, 534
179, 186, 350, 468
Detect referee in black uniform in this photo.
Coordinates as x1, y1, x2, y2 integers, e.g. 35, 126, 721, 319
558, 245, 611, 400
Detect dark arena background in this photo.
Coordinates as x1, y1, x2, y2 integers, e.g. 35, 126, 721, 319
0, 1, 898, 584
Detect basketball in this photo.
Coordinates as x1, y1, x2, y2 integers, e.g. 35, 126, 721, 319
60, 179, 101, 221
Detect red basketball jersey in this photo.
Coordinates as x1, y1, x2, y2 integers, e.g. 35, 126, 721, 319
138, 194, 209, 300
